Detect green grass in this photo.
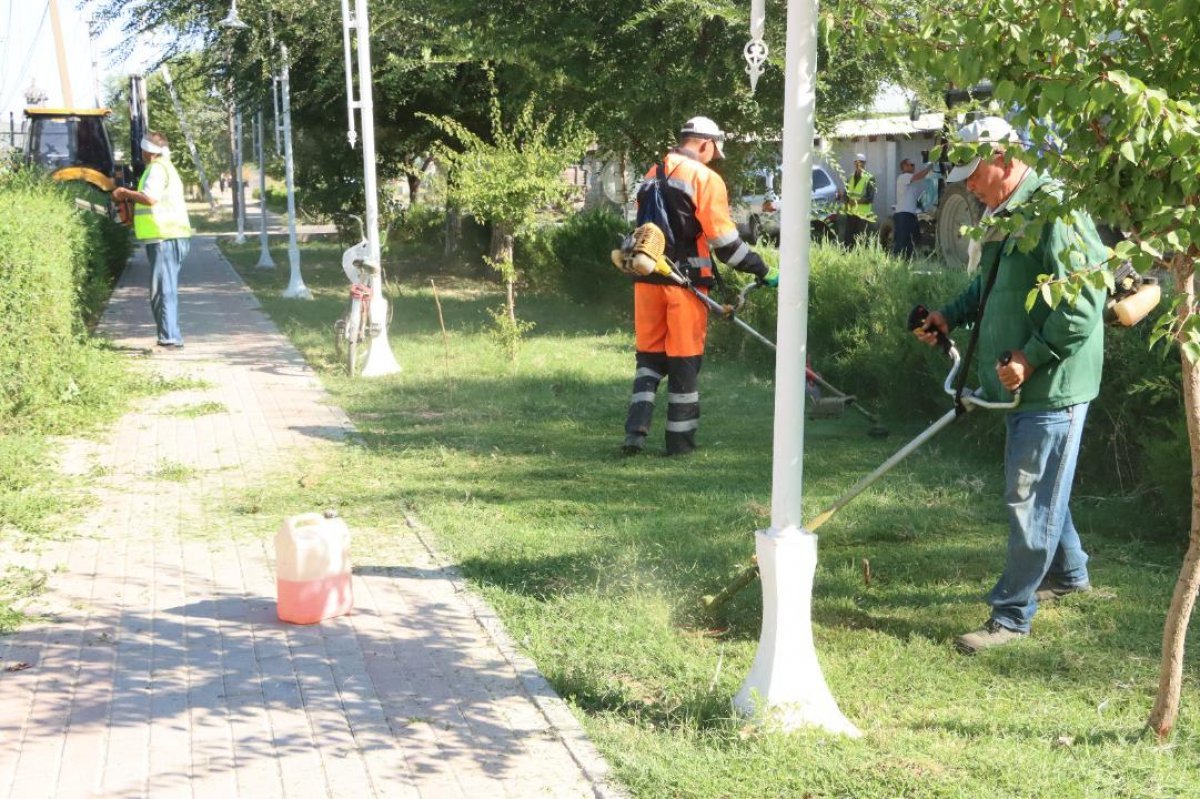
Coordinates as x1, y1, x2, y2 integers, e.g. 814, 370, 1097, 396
0, 567, 47, 634
187, 205, 234, 235
219, 237, 1199, 798
151, 459, 198, 482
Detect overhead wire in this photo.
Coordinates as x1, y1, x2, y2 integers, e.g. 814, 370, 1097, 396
1, 0, 14, 81
1, 1, 51, 114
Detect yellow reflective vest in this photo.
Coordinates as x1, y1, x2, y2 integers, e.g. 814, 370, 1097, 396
133, 158, 192, 241
845, 170, 876, 222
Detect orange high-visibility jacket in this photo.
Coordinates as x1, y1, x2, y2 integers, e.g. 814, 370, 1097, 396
634, 148, 767, 287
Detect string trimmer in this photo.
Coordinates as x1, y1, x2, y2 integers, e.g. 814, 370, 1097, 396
611, 222, 888, 437
700, 308, 1020, 613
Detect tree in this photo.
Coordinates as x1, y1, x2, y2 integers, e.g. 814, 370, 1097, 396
425, 79, 590, 336
878, 0, 1200, 739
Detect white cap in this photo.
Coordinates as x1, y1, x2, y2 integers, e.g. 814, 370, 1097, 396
680, 116, 726, 159
854, 153, 867, 163
946, 116, 1020, 183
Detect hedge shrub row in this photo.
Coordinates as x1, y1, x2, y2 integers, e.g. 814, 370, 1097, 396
0, 170, 131, 434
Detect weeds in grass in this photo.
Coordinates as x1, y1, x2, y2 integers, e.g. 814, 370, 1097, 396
0, 566, 47, 634
152, 460, 198, 482
162, 401, 226, 418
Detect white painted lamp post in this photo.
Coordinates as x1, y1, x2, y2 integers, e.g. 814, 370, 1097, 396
255, 108, 275, 268
234, 108, 247, 243
732, 0, 860, 737
277, 43, 310, 299
218, 3, 248, 245
339, 0, 400, 376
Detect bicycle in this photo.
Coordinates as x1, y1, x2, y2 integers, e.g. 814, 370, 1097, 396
332, 215, 377, 377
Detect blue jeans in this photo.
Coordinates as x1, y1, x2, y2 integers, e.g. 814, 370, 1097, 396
989, 403, 1091, 632
147, 238, 190, 345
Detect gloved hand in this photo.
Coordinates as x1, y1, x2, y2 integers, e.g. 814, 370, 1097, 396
757, 268, 780, 288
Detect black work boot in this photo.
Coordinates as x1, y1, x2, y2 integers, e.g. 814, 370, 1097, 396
621, 433, 646, 455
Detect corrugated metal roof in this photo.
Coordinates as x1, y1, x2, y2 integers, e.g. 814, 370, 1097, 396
826, 113, 945, 140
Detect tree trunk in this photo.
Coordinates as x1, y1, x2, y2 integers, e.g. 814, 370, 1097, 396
490, 223, 517, 322
1148, 255, 1200, 740
443, 206, 461, 259
407, 171, 421, 206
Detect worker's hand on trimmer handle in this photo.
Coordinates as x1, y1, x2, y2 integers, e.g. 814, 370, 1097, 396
755, 267, 780, 288
908, 304, 952, 356
996, 350, 1032, 392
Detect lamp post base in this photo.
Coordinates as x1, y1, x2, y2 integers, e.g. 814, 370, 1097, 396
281, 279, 311, 300
361, 294, 400, 377
733, 528, 861, 738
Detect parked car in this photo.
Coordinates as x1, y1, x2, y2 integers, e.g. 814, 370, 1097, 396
733, 164, 840, 245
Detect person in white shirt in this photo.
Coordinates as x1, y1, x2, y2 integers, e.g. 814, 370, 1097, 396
892, 158, 933, 258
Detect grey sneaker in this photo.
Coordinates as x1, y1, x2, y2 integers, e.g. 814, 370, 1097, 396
621, 433, 646, 455
1035, 578, 1092, 603
955, 619, 1026, 655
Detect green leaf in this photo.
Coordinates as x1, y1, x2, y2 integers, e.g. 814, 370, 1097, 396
1040, 282, 1053, 308
1120, 141, 1138, 164
1183, 340, 1200, 365
1025, 287, 1039, 313
1049, 282, 1066, 308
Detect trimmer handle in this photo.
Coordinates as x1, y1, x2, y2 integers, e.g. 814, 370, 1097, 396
908, 304, 952, 357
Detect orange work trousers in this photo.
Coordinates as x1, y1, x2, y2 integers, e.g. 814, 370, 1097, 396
634, 283, 709, 357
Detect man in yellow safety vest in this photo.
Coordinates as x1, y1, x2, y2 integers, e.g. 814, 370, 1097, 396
113, 131, 193, 349
837, 153, 876, 247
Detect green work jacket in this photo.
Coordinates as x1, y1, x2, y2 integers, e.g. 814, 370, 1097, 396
939, 172, 1107, 412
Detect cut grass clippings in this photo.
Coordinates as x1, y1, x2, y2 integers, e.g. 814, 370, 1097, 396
219, 237, 1199, 799
161, 401, 226, 418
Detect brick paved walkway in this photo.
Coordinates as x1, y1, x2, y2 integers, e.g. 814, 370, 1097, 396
0, 238, 620, 799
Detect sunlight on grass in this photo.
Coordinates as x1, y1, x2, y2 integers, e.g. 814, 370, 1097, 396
218, 238, 1200, 799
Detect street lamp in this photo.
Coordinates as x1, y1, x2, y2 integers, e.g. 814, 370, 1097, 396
731, 0, 860, 737
276, 42, 310, 299
254, 108, 275, 268
339, 0, 400, 376
219, 5, 248, 245
218, 0, 249, 30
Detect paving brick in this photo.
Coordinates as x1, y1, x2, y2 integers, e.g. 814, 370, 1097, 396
0, 236, 620, 799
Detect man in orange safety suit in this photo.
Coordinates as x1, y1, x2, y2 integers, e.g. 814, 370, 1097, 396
622, 116, 778, 456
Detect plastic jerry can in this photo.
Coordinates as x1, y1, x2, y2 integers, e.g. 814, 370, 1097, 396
275, 511, 354, 624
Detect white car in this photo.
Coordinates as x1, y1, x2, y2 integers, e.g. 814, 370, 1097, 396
733, 164, 840, 245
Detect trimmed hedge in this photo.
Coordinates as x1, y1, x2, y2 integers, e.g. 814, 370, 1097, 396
0, 170, 131, 433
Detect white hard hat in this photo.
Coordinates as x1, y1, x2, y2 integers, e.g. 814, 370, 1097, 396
946, 116, 1021, 183
854, 153, 867, 163
681, 116, 726, 159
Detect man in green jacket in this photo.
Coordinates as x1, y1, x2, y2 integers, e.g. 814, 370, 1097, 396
914, 117, 1106, 654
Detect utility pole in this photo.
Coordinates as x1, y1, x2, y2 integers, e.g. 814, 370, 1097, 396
47, 0, 74, 107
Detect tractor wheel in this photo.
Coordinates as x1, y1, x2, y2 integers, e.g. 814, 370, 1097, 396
936, 183, 985, 270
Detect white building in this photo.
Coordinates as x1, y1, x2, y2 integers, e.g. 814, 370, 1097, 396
817, 112, 945, 223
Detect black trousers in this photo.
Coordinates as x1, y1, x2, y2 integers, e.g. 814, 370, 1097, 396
624, 351, 703, 454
